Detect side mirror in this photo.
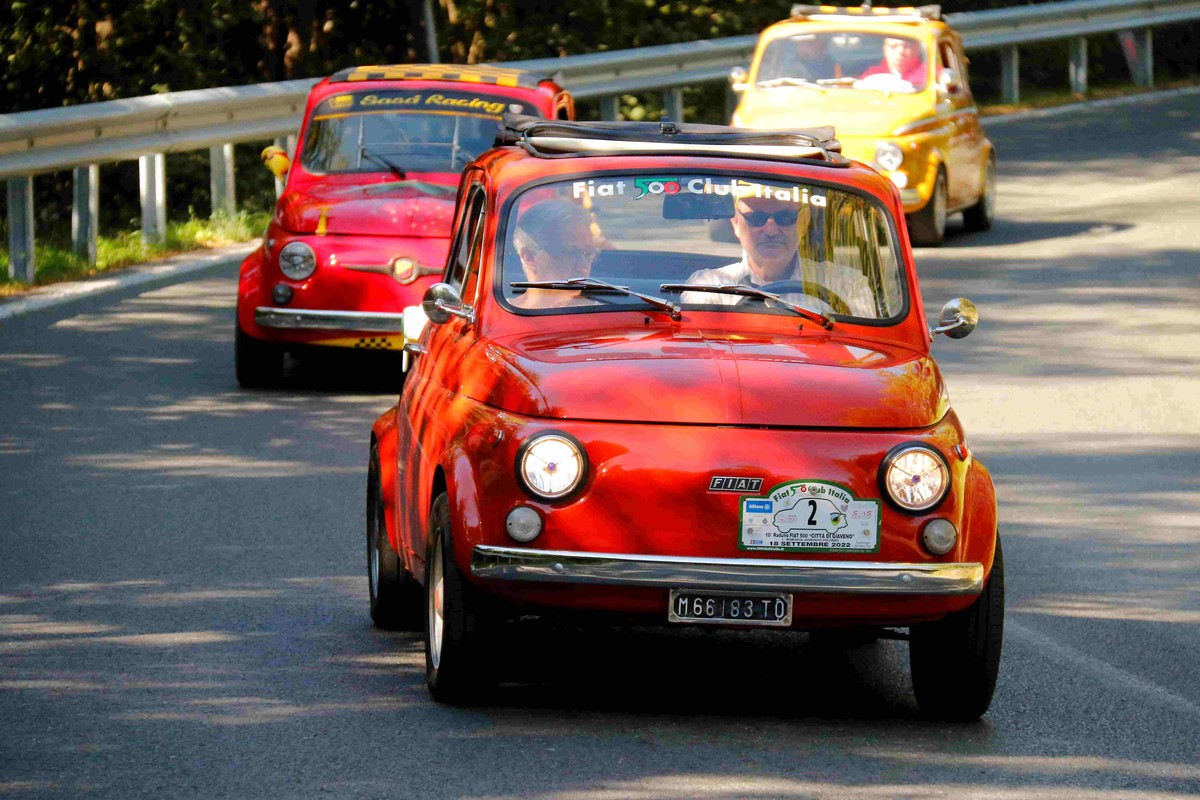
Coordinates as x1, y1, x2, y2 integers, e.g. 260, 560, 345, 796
931, 297, 978, 339
422, 283, 474, 326
729, 66, 749, 92
937, 68, 961, 95
261, 145, 291, 178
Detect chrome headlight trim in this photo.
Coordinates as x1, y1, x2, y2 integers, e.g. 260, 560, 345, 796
879, 443, 950, 513
875, 141, 904, 172
516, 432, 588, 501
278, 241, 317, 280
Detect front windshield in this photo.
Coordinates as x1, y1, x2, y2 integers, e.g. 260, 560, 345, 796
301, 90, 538, 174
756, 31, 928, 92
500, 173, 905, 322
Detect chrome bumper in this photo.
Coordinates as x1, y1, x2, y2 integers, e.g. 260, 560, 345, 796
471, 545, 984, 596
255, 307, 406, 332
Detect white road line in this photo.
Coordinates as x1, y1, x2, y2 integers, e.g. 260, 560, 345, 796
1010, 619, 1200, 719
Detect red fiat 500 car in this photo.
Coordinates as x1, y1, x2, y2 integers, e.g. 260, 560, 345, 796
235, 65, 574, 387
367, 117, 1003, 720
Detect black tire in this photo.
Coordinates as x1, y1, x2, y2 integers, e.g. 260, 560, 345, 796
910, 535, 1005, 721
962, 155, 997, 233
907, 168, 948, 247
424, 492, 492, 704
367, 443, 422, 631
234, 322, 285, 389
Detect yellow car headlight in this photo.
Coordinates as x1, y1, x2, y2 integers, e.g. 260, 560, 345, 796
875, 141, 904, 172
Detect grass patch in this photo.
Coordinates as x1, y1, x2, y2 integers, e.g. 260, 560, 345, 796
0, 210, 269, 297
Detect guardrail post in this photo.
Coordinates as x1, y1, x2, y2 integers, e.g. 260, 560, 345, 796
139, 153, 166, 245
1069, 37, 1088, 95
663, 88, 685, 122
599, 97, 620, 121
1118, 29, 1154, 87
209, 143, 236, 218
72, 165, 99, 265
1001, 46, 1020, 104
6, 177, 36, 282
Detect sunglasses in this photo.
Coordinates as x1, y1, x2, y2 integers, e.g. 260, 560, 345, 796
738, 209, 800, 228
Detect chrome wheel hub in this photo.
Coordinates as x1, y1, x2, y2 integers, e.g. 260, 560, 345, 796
429, 537, 445, 670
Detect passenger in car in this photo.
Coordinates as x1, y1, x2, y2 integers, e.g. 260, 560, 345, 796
858, 36, 927, 89
681, 192, 874, 316
510, 200, 600, 309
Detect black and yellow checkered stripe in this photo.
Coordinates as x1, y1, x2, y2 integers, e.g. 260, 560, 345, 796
329, 64, 547, 89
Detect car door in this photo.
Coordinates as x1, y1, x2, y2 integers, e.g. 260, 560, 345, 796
397, 178, 488, 574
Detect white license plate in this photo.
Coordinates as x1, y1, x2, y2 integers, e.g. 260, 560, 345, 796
668, 589, 793, 627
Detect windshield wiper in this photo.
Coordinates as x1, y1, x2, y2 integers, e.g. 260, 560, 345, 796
511, 277, 681, 320
359, 146, 407, 179
658, 283, 834, 330
755, 77, 827, 92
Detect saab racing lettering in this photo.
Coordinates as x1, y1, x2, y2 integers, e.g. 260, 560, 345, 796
353, 94, 508, 115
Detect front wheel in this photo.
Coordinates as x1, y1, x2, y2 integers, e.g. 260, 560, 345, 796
425, 492, 492, 704
910, 535, 1005, 721
962, 155, 997, 233
367, 443, 421, 631
907, 168, 948, 247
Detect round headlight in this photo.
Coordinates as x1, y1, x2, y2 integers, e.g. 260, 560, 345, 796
875, 141, 904, 172
278, 242, 317, 280
518, 433, 587, 500
881, 444, 949, 512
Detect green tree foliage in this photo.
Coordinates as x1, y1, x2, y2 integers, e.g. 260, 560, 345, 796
1, 1, 1196, 244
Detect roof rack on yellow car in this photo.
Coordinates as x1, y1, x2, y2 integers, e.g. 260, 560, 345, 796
789, 3, 942, 22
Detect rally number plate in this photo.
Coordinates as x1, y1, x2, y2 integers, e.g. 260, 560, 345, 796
668, 590, 793, 627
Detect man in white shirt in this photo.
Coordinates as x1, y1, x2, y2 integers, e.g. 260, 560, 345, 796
681, 192, 875, 317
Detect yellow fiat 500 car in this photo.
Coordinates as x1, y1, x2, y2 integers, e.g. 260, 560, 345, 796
730, 4, 995, 246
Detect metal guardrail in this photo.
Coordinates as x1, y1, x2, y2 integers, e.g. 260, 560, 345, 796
4, 0, 1199, 281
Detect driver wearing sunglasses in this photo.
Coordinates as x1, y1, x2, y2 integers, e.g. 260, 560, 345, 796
681, 194, 818, 308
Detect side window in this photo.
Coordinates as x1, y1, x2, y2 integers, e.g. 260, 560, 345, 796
459, 205, 488, 306
938, 39, 969, 97
445, 186, 485, 293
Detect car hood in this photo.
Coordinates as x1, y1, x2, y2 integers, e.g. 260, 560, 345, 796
735, 88, 930, 139
276, 179, 459, 236
466, 326, 948, 429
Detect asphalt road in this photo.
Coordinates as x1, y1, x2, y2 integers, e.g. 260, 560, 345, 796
2, 92, 1198, 799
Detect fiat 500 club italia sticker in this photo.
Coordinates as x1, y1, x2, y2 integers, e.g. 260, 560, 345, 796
740, 480, 880, 552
